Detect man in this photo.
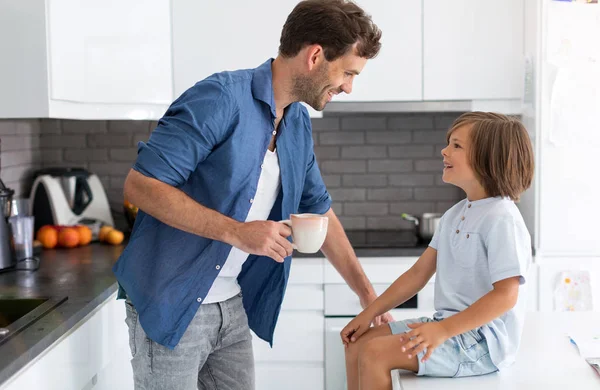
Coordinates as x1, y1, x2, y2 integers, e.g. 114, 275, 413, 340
113, 0, 393, 389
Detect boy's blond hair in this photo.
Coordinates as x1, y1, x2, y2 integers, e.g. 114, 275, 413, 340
447, 112, 534, 201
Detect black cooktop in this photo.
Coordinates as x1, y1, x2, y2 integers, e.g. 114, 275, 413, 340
345, 230, 421, 248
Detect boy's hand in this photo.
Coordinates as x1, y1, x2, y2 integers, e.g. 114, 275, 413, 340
399, 322, 450, 362
340, 312, 372, 347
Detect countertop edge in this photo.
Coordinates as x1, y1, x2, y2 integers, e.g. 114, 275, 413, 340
0, 282, 119, 387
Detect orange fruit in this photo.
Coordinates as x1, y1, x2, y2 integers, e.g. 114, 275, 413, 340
57, 227, 80, 248
99, 226, 114, 242
37, 225, 58, 249
105, 229, 124, 245
76, 225, 92, 246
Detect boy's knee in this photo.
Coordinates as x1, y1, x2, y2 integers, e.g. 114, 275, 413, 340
358, 339, 384, 369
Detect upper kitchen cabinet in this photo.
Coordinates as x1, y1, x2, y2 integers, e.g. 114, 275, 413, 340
423, 0, 524, 101
0, 0, 172, 120
171, 0, 321, 117
333, 0, 423, 102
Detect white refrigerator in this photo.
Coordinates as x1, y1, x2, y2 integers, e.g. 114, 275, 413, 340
520, 0, 600, 312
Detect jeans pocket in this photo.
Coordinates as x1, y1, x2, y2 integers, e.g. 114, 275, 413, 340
454, 353, 498, 377
124, 301, 138, 357
456, 329, 484, 351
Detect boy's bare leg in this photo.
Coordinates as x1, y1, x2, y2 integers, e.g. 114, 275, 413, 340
358, 333, 419, 390
345, 324, 418, 390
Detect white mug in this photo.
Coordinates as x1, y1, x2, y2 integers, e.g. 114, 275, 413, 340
281, 213, 329, 253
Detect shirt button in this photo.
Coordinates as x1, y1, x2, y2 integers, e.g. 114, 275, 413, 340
250, 198, 254, 204
456, 229, 460, 234
216, 265, 221, 270
272, 130, 276, 135
261, 164, 264, 169
466, 234, 470, 238
197, 297, 202, 303
468, 204, 472, 208
461, 216, 465, 221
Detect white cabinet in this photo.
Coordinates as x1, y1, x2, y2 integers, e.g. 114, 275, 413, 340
334, 0, 423, 102
171, 0, 321, 118
252, 258, 325, 390
423, 0, 524, 101
0, 292, 133, 390
535, 2, 600, 257
0, 0, 172, 120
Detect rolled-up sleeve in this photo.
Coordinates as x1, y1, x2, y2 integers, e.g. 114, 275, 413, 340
134, 80, 232, 187
486, 217, 531, 285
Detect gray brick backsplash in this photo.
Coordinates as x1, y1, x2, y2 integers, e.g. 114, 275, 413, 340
64, 148, 108, 163
368, 160, 412, 173
108, 120, 148, 133
389, 202, 437, 216
389, 174, 434, 187
344, 202, 388, 216
40, 134, 85, 149
310, 117, 339, 131
368, 188, 413, 201
389, 145, 434, 158
436, 201, 460, 213
322, 174, 341, 188
367, 217, 414, 230
40, 119, 61, 134
434, 113, 463, 130
415, 159, 443, 172
62, 120, 107, 134
321, 160, 366, 174
412, 130, 448, 144
1, 114, 464, 228
41, 149, 62, 164
340, 116, 386, 130
331, 202, 343, 215
366, 131, 411, 144
109, 148, 138, 162
88, 161, 133, 177
388, 115, 434, 130
414, 187, 462, 201
88, 134, 132, 148
341, 146, 387, 159
319, 131, 365, 145
314, 146, 340, 160
132, 133, 149, 147
110, 176, 125, 190
338, 216, 366, 230
328, 188, 367, 202
342, 174, 387, 187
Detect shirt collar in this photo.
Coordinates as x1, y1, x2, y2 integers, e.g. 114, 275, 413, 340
252, 58, 277, 118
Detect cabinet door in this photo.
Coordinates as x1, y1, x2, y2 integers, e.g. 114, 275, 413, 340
333, 0, 423, 102
48, 0, 172, 105
423, 0, 524, 100
537, 4, 600, 256
172, 0, 296, 97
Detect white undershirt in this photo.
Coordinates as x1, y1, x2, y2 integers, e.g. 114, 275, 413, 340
203, 148, 281, 304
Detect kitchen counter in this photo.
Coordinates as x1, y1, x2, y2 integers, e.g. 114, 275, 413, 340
396, 311, 600, 389
294, 247, 428, 258
0, 243, 124, 386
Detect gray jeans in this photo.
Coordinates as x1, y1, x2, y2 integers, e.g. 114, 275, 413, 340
124, 294, 255, 390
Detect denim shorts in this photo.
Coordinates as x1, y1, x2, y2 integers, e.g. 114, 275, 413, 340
389, 317, 498, 378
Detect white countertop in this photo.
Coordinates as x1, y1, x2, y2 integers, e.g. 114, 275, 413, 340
395, 311, 600, 390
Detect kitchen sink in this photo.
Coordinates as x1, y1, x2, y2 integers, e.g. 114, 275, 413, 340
0, 296, 68, 345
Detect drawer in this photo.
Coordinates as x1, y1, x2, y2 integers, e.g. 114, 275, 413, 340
252, 311, 323, 362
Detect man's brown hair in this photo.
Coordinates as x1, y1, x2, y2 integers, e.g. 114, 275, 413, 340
447, 112, 534, 201
279, 0, 382, 61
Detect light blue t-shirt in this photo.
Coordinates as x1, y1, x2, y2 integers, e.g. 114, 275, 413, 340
429, 196, 531, 369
